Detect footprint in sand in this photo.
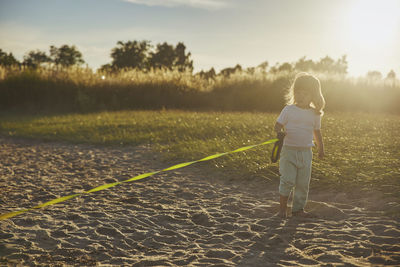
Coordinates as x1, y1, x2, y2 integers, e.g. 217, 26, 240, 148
307, 200, 349, 219
1, 137, 400, 266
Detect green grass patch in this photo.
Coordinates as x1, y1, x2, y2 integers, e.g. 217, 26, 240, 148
1, 110, 399, 200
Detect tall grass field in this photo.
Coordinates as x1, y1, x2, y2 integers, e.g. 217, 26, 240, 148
1, 110, 399, 205
1, 66, 399, 114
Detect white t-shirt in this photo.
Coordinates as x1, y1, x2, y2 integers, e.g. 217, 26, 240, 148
276, 105, 321, 147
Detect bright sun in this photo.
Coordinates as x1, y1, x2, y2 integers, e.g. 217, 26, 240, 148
345, 0, 400, 48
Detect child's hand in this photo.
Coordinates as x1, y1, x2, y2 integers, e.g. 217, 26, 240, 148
277, 131, 286, 140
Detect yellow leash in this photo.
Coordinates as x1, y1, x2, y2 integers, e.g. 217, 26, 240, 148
1, 138, 278, 221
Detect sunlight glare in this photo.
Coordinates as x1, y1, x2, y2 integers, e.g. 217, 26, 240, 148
345, 0, 400, 47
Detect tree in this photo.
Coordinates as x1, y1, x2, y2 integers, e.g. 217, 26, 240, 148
198, 67, 216, 80
105, 40, 193, 72
23, 50, 51, 68
50, 45, 85, 67
385, 70, 397, 87
366, 71, 382, 80
0, 49, 19, 66
257, 61, 269, 72
269, 62, 293, 73
269, 63, 279, 74
278, 62, 293, 72
294, 57, 315, 72
386, 70, 396, 80
98, 63, 113, 73
174, 42, 193, 72
334, 55, 348, 74
314, 55, 347, 74
149, 42, 193, 72
110, 40, 151, 70
149, 42, 176, 70
315, 56, 335, 73
220, 64, 242, 77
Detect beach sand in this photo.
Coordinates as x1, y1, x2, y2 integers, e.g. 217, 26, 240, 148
1, 137, 399, 266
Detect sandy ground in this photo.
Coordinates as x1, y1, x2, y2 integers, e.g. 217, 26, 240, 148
0, 136, 399, 266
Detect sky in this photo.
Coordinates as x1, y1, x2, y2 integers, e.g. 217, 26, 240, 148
0, 0, 399, 77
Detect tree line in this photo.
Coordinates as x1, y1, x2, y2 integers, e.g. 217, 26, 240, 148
0, 40, 397, 79
0, 41, 193, 72
0, 45, 84, 68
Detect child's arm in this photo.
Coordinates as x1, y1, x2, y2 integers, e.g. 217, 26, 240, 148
313, 129, 325, 159
274, 122, 285, 134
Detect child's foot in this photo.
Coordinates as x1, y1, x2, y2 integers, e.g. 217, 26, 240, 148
292, 210, 314, 218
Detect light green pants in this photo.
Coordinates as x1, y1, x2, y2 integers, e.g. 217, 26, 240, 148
279, 146, 313, 213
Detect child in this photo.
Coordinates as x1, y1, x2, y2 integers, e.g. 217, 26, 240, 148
274, 72, 325, 218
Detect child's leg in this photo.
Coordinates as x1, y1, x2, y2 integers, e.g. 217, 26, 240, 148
279, 195, 289, 218
292, 149, 312, 213
279, 147, 297, 218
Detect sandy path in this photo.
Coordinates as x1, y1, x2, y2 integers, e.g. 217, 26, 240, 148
0, 137, 399, 266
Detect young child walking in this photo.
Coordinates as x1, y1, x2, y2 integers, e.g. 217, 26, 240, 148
274, 72, 325, 218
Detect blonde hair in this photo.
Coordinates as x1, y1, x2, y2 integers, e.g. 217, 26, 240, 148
286, 72, 325, 115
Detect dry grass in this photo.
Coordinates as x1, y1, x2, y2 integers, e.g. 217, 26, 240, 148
1, 66, 399, 113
